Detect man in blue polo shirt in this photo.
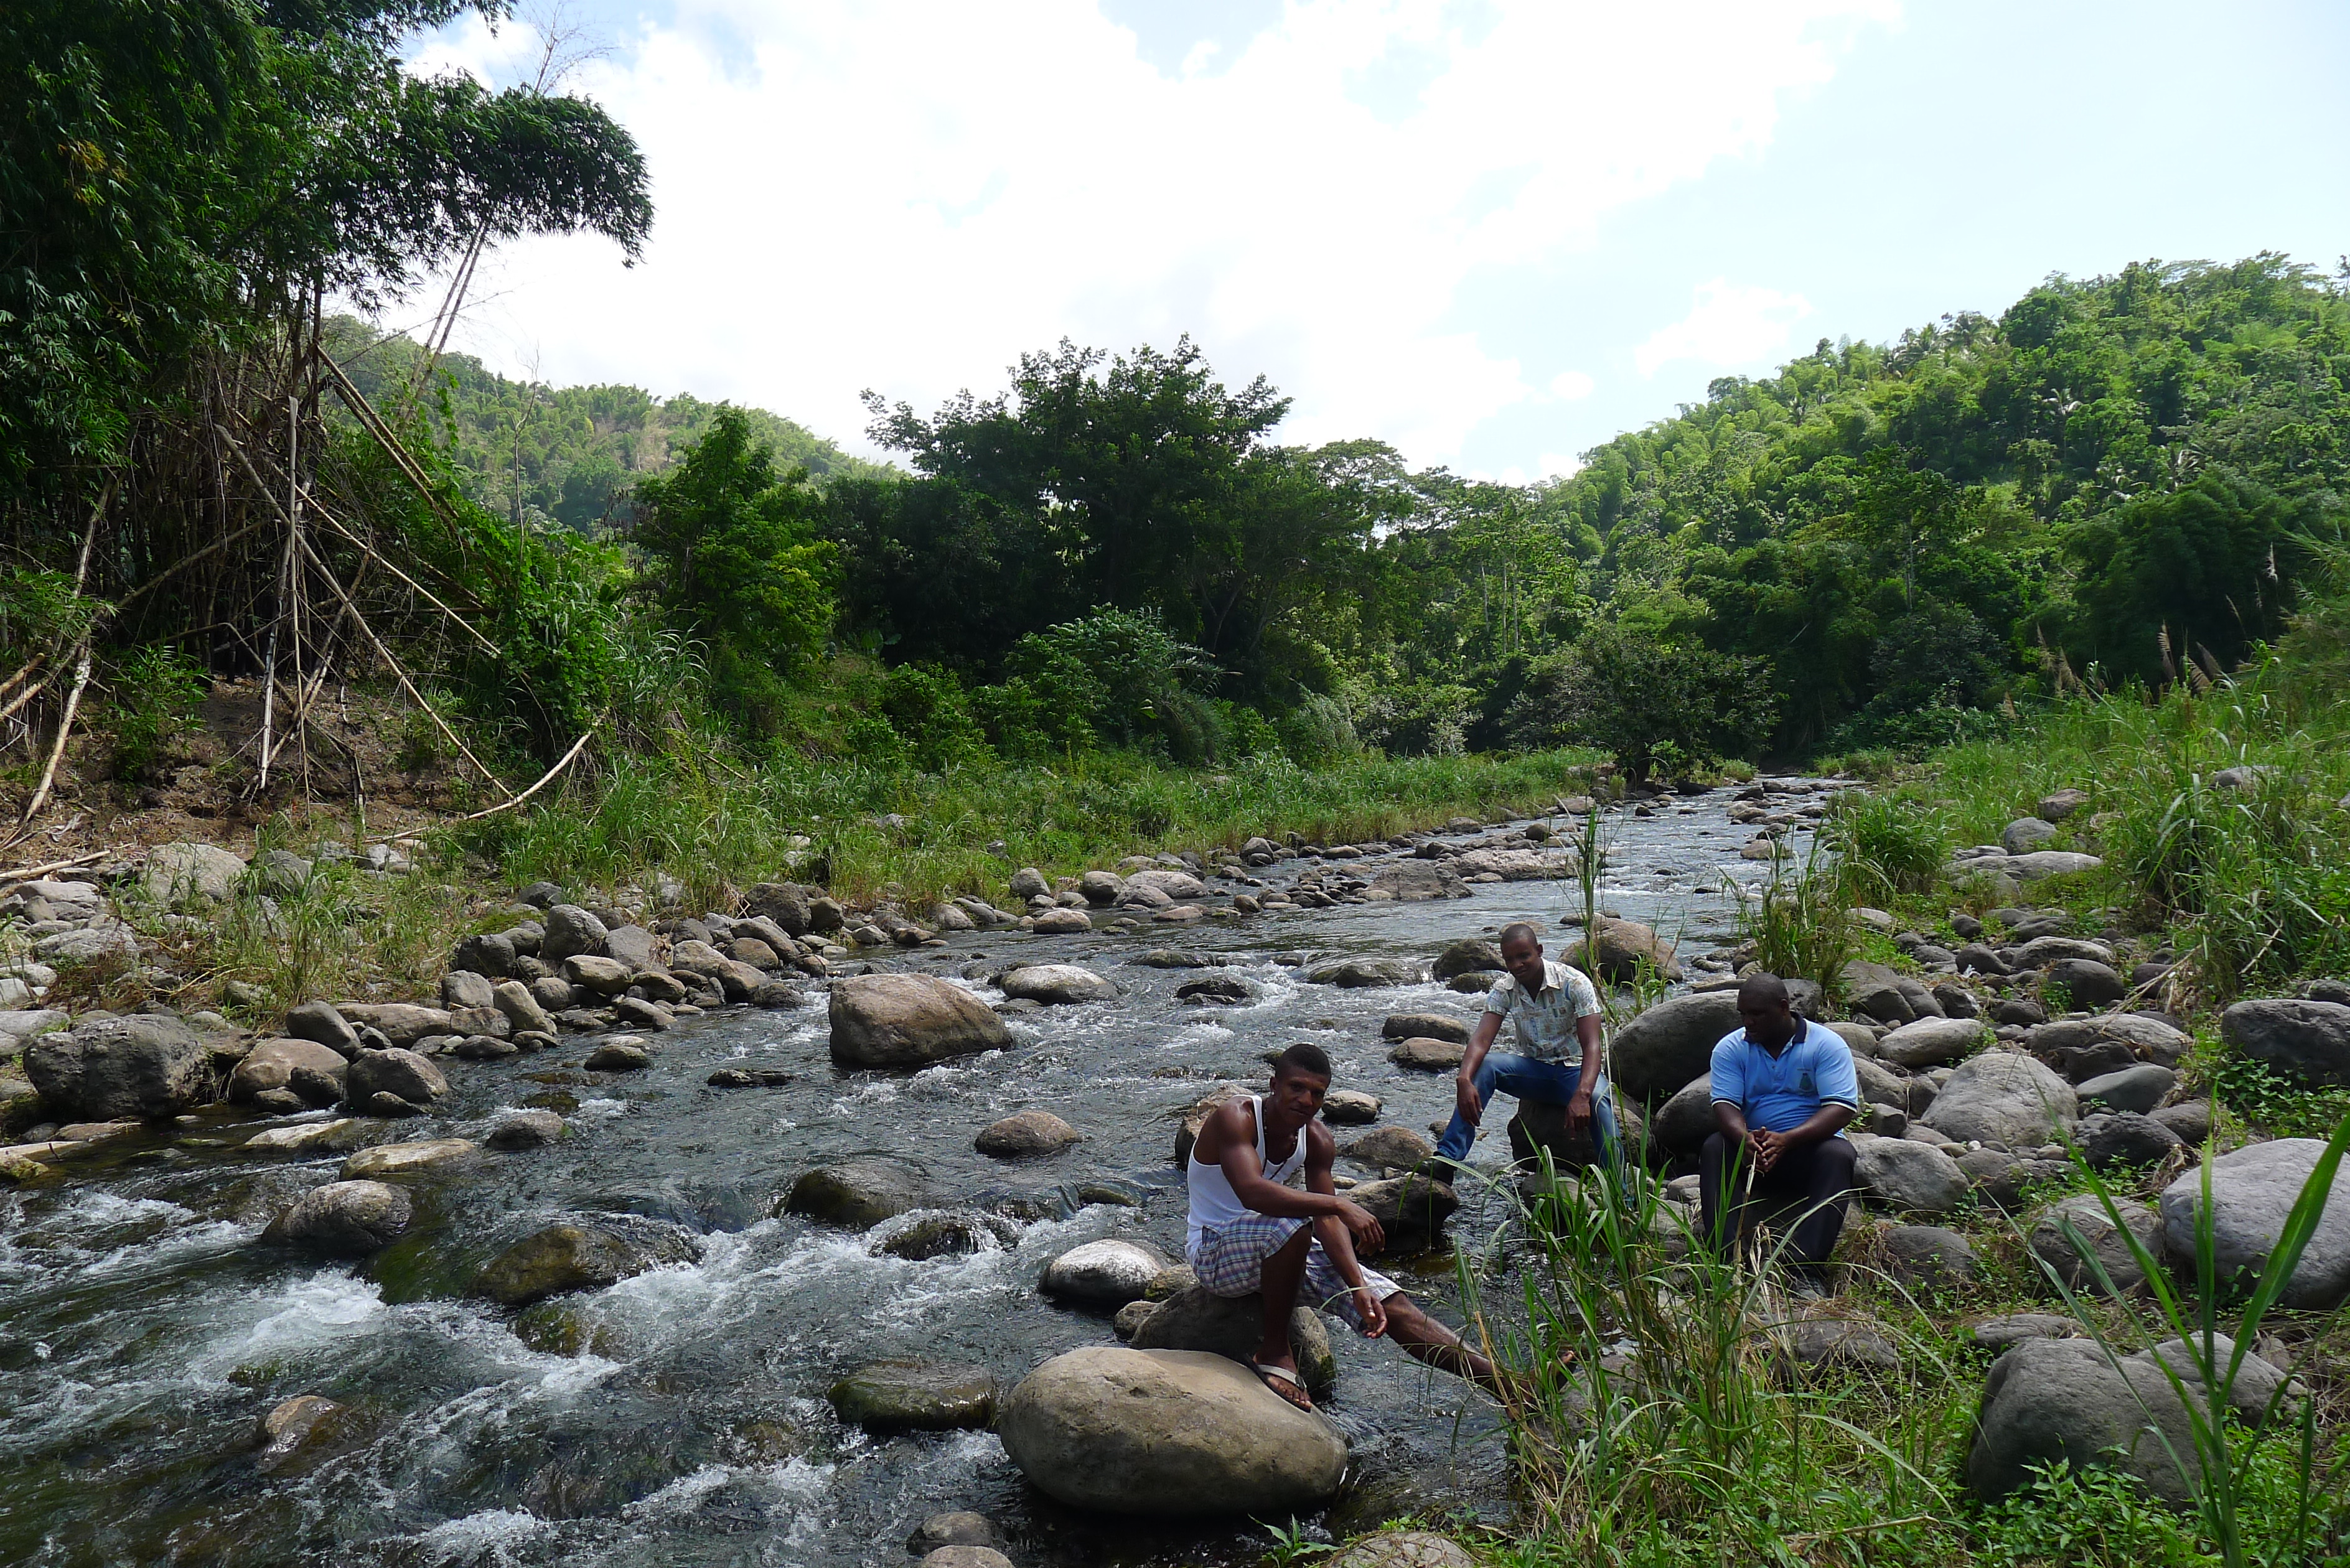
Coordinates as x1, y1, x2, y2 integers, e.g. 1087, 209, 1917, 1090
1700, 972, 1860, 1294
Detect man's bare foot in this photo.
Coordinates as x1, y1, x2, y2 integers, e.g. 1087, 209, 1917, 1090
1251, 1360, 1313, 1412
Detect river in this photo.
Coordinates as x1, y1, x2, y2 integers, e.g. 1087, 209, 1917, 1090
0, 783, 1822, 1567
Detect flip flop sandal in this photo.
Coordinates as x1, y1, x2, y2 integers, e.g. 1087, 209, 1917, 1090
1251, 1360, 1314, 1412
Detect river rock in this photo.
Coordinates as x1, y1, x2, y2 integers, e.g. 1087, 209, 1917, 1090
1322, 1089, 1381, 1124
1922, 1051, 2076, 1147
1650, 1075, 1718, 1156
1077, 870, 1125, 905
25, 1014, 211, 1121
1042, 1239, 1168, 1305
2159, 1138, 2350, 1309
828, 1361, 997, 1433
830, 975, 1011, 1068
343, 1048, 448, 1110
997, 1347, 1347, 1515
2081, 1112, 2184, 1168
2151, 1100, 2214, 1145
1562, 917, 1683, 982
1967, 1335, 2257, 1503
1343, 1126, 1431, 1170
1608, 991, 1741, 1106
874, 1210, 1018, 1261
909, 1511, 1001, 1554
1882, 1223, 1978, 1286
2043, 958, 2126, 1010
2000, 817, 2059, 856
487, 1109, 564, 1150
341, 1137, 478, 1178
1309, 958, 1421, 989
1348, 1175, 1458, 1241
228, 1037, 349, 1106
263, 1179, 411, 1256
475, 1223, 665, 1305
2029, 1193, 2161, 1294
975, 1109, 1082, 1158
451, 931, 516, 979
1876, 1017, 1987, 1070
1370, 861, 1468, 900
998, 964, 1118, 1004
1970, 1312, 2080, 1349
243, 1118, 377, 1154
1388, 1037, 1463, 1071
540, 905, 609, 964
439, 970, 497, 1012
337, 1004, 455, 1049
562, 955, 634, 997
254, 1393, 349, 1475
1327, 1533, 1477, 1568
140, 841, 247, 906
1028, 908, 1092, 933
492, 979, 556, 1038
1382, 1012, 1469, 1043
1851, 1134, 1968, 1216
2076, 1063, 2176, 1114
1127, 1284, 1337, 1398
784, 1157, 930, 1228
1508, 1096, 1642, 1174
1842, 961, 1943, 1025
2220, 997, 2350, 1088
2031, 1012, 2191, 1069
1431, 938, 1503, 979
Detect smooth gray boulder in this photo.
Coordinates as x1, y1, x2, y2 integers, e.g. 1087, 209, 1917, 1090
1922, 1051, 2077, 1147
227, 1037, 349, 1106
2044, 958, 2127, 1010
830, 975, 1011, 1068
342, 1048, 449, 1109
538, 904, 609, 963
139, 842, 246, 907
1609, 991, 1741, 1105
1382, 1012, 1471, 1043
25, 1014, 211, 1121
975, 1109, 1083, 1158
996, 1347, 1347, 1516
1650, 1075, 1718, 1156
2001, 818, 2058, 855
1882, 1223, 1977, 1286
1431, 938, 1503, 979
284, 1001, 362, 1058
1851, 1134, 1968, 1216
1128, 1284, 1337, 1398
492, 979, 555, 1037
2076, 1063, 2176, 1114
2030, 1012, 2191, 1068
784, 1157, 930, 1228
2220, 997, 2350, 1088
335, 1003, 454, 1048
450, 931, 515, 978
1877, 1017, 1987, 1070
1561, 917, 1682, 983
2159, 1139, 2350, 1309
2082, 1112, 2186, 1169
1041, 1239, 1169, 1306
473, 1222, 667, 1305
2029, 1193, 2162, 1295
998, 964, 1118, 1005
262, 1180, 411, 1256
1308, 958, 1421, 989
439, 970, 497, 1011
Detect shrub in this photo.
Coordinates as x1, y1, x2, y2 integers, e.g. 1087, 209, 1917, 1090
106, 643, 205, 779
1831, 791, 1950, 902
1510, 621, 1776, 785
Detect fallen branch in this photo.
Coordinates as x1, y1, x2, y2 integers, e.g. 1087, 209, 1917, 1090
0, 849, 108, 885
310, 505, 498, 655
12, 646, 93, 834
457, 729, 595, 821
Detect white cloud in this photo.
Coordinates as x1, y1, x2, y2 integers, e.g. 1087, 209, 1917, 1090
1548, 369, 1596, 401
410, 0, 1889, 464
1634, 278, 1815, 378
1537, 452, 1585, 480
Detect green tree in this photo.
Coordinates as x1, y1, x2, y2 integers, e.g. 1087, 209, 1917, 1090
1510, 622, 1777, 785
2063, 474, 2305, 684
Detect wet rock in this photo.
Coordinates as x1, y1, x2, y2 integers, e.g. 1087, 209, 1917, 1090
228, 1038, 349, 1107
337, 1004, 456, 1049
1382, 1012, 1469, 1043
1310, 958, 1420, 988
1882, 1223, 1978, 1287
255, 1394, 350, 1475
1388, 1037, 1464, 1071
344, 1048, 449, 1109
2029, 1193, 2162, 1295
1173, 1083, 1252, 1164
540, 905, 610, 964
26, 1013, 210, 1121
1608, 991, 1741, 1104
998, 964, 1117, 1004
1327, 1533, 1477, 1568
342, 1137, 477, 1178
1130, 949, 1215, 969
829, 1361, 997, 1433
454, 1034, 517, 1061
830, 974, 1011, 1068
487, 1110, 564, 1150
1877, 1017, 1988, 1070
1041, 1238, 1169, 1306
243, 1118, 378, 1155
1129, 1284, 1337, 1398
1369, 861, 1468, 900
475, 1223, 663, 1305
707, 1066, 793, 1088
919, 1549, 1011, 1568
585, 1042, 651, 1071
998, 1347, 1347, 1516
1029, 908, 1093, 933
2221, 997, 2350, 1088
784, 1157, 930, 1228
749, 979, 803, 1009
1347, 1175, 1458, 1243
2081, 1112, 2184, 1169
1922, 1052, 2077, 1147
611, 996, 673, 1032
1176, 976, 1253, 1006
1431, 938, 1502, 979
283, 1001, 362, 1058
874, 1211, 1017, 1261
2160, 1138, 2350, 1309
1342, 1126, 1431, 1169
1851, 1134, 1968, 1216
908, 1512, 1001, 1554
1321, 1089, 1381, 1124
263, 1179, 411, 1256
1561, 917, 1683, 983
975, 1109, 1082, 1158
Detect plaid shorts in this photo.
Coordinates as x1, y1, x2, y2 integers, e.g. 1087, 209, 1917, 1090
1188, 1214, 1401, 1331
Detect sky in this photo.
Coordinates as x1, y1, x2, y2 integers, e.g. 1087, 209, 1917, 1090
407, 0, 2350, 481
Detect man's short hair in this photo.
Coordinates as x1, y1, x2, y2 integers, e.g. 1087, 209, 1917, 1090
1499, 922, 1541, 951
1738, 972, 1791, 1008
1275, 1042, 1332, 1080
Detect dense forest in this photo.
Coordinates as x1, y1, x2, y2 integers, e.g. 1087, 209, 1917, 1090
6, 2, 2349, 803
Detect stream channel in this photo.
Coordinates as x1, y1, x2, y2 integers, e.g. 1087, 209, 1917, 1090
0, 785, 1823, 1567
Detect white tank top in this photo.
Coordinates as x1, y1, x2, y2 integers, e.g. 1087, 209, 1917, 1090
1186, 1095, 1307, 1255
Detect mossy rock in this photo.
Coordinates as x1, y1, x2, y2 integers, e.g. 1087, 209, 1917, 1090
827, 1360, 996, 1432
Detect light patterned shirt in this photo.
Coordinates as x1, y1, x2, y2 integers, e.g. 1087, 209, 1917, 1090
1482, 959, 1603, 1064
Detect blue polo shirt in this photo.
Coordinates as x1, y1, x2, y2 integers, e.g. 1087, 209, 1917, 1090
1710, 1019, 1861, 1137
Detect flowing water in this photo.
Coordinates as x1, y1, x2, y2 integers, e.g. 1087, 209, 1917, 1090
0, 788, 1820, 1567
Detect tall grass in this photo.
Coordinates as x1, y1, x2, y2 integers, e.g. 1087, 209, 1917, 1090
1726, 833, 1863, 1006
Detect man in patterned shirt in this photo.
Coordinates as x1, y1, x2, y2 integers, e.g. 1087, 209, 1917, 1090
1431, 922, 1624, 1187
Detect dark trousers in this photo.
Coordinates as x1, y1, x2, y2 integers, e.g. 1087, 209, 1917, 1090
1697, 1131, 1857, 1272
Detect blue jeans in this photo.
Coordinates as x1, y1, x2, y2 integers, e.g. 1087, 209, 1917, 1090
1434, 1052, 1624, 1182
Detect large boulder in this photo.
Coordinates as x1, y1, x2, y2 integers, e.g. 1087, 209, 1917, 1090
1851, 1134, 1968, 1216
140, 842, 246, 907
1876, 1017, 1987, 1070
748, 881, 812, 935
2076, 1063, 2177, 1114
1842, 961, 1944, 1025
228, 1037, 349, 1107
1172, 1084, 1252, 1165
451, 931, 516, 979
1922, 1052, 2077, 1147
2044, 959, 2127, 1010
538, 904, 609, 964
1382, 1012, 1470, 1043
26, 1014, 212, 1121
1370, 861, 1466, 900
1650, 1075, 1719, 1157
784, 1157, 930, 1228
343, 1048, 449, 1109
2220, 998, 2350, 1088
2159, 1139, 2350, 1309
998, 964, 1118, 1005
2029, 1193, 2163, 1295
1327, 1534, 1477, 1568
261, 1180, 411, 1256
1041, 1239, 1168, 1306
474, 1223, 668, 1306
1347, 1175, 1459, 1243
492, 979, 555, 1038
2001, 818, 2059, 856
997, 1347, 1348, 1516
1609, 991, 1741, 1106
1508, 1097, 1645, 1173
602, 925, 662, 974
2030, 1012, 2191, 1070
1561, 917, 1682, 983
1967, 1334, 2289, 1503
283, 1001, 361, 1058
1308, 958, 1421, 989
1431, 939, 1503, 979
1128, 1284, 1337, 1399
830, 975, 1011, 1068
336, 1004, 455, 1049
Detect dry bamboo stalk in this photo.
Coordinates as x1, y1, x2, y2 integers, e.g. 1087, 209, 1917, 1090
0, 849, 109, 885
309, 501, 498, 653
457, 729, 594, 821
13, 647, 93, 832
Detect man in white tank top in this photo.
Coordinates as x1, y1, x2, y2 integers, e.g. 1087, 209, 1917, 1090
1186, 1042, 1511, 1412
